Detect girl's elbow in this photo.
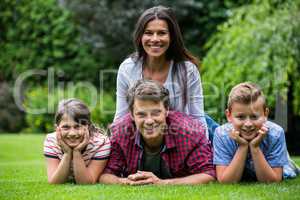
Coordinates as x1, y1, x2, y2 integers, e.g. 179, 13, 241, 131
48, 179, 61, 184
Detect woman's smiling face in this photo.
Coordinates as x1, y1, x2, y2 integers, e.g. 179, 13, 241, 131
141, 19, 170, 60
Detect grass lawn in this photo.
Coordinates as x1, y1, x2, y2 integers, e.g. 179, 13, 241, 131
0, 134, 299, 200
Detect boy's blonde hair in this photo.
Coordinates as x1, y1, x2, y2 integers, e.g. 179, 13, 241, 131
227, 82, 267, 111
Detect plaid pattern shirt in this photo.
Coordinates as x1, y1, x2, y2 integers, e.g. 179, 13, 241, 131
104, 111, 216, 178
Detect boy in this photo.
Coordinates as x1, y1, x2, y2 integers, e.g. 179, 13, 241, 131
213, 82, 299, 183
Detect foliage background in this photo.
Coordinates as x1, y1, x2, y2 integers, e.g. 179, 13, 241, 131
0, 0, 299, 153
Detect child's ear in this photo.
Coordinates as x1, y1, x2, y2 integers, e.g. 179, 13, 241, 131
225, 109, 232, 123
264, 107, 269, 119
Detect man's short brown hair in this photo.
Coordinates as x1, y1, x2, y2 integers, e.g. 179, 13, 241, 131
127, 79, 170, 113
227, 82, 267, 111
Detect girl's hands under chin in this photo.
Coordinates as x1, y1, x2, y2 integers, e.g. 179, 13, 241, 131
56, 127, 72, 154
74, 127, 90, 152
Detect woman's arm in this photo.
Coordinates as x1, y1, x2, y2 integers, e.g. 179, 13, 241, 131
186, 62, 209, 138
114, 60, 132, 120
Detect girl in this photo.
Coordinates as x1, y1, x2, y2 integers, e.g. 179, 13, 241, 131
44, 98, 111, 184
115, 5, 218, 139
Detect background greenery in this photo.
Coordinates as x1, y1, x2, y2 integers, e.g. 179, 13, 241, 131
0, 0, 299, 153
0, 134, 299, 200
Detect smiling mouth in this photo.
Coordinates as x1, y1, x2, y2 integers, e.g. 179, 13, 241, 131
148, 44, 164, 48
241, 129, 257, 135
144, 125, 160, 133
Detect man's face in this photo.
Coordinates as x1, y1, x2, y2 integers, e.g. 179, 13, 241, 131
226, 98, 268, 141
132, 99, 168, 145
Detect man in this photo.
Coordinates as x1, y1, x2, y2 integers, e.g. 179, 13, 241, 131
99, 80, 215, 185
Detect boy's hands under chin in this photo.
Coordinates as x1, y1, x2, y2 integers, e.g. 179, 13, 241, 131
74, 127, 90, 152
249, 125, 268, 148
56, 128, 72, 154
229, 129, 248, 146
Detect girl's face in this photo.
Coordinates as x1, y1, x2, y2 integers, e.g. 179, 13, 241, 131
141, 19, 170, 60
57, 114, 88, 148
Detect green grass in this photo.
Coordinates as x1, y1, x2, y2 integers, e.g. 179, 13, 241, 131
0, 134, 299, 200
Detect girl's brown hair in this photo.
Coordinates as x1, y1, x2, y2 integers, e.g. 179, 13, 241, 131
55, 98, 105, 136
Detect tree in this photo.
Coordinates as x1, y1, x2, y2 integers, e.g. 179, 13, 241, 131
62, 0, 246, 67
0, 0, 99, 84
202, 0, 300, 153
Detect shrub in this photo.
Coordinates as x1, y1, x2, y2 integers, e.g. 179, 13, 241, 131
0, 0, 100, 85
202, 0, 300, 122
23, 84, 115, 133
0, 82, 25, 133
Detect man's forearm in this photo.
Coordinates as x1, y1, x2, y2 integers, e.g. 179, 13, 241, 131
160, 173, 215, 185
99, 173, 128, 185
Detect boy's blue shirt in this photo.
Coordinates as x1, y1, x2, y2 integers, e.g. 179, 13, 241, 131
213, 120, 296, 179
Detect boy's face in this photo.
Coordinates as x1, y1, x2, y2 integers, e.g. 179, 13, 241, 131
226, 98, 269, 141
57, 114, 87, 148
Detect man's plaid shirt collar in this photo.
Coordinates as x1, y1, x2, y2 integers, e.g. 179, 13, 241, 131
133, 128, 177, 152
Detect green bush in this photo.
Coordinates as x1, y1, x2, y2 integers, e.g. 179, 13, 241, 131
0, 82, 25, 133
24, 84, 115, 133
202, 0, 300, 121
0, 0, 100, 84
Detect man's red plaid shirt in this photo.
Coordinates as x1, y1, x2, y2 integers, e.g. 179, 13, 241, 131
104, 111, 216, 178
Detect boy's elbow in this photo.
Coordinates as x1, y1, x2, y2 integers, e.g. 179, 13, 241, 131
217, 175, 239, 184
259, 176, 282, 183
218, 178, 237, 184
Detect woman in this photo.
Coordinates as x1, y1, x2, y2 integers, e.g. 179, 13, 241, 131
115, 5, 217, 139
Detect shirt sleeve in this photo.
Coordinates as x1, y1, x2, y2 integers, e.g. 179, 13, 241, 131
185, 136, 216, 178
213, 127, 235, 166
186, 62, 208, 138
43, 133, 60, 159
114, 61, 131, 121
103, 138, 126, 176
265, 128, 289, 167
92, 136, 111, 160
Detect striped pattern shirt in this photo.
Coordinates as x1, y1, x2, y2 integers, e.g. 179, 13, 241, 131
44, 132, 111, 181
